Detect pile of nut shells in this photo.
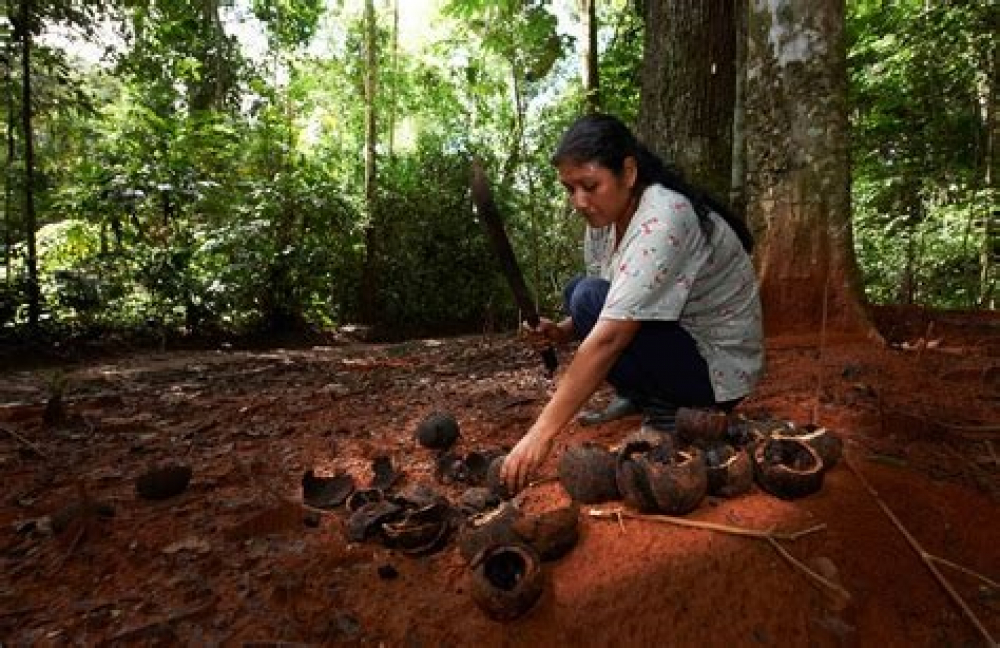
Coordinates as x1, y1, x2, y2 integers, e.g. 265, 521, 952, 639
306, 409, 842, 624
558, 407, 844, 513
300, 411, 575, 623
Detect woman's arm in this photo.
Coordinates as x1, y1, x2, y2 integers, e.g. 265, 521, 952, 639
502, 317, 641, 492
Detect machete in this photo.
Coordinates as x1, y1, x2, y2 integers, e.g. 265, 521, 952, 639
470, 157, 558, 376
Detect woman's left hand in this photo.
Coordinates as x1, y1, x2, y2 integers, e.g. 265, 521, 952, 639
501, 426, 556, 494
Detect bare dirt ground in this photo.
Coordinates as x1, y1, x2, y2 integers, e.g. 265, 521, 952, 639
1, 306, 998, 646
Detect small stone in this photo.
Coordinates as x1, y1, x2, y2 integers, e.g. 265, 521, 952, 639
377, 564, 399, 580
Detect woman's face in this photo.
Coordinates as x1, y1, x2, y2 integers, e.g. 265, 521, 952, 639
556, 157, 638, 230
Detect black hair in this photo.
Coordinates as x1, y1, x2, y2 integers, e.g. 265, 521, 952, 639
551, 113, 753, 253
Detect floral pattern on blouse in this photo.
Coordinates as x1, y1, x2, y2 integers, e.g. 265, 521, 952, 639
582, 185, 764, 401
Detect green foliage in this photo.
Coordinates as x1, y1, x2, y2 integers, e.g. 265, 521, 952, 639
252, 0, 324, 49
848, 0, 995, 308
596, 0, 643, 120
17, 0, 993, 346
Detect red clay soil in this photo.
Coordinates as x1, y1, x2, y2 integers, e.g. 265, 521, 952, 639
1, 306, 997, 646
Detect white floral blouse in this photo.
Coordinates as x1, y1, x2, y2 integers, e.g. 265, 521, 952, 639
583, 184, 764, 402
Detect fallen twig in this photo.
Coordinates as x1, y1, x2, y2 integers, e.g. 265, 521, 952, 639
845, 458, 997, 646
588, 507, 826, 541
937, 422, 1000, 438
588, 507, 843, 600
0, 424, 48, 458
764, 536, 852, 604
927, 555, 1000, 590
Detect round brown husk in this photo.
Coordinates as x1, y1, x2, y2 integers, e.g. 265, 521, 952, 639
751, 437, 825, 499
558, 443, 620, 504
468, 543, 545, 623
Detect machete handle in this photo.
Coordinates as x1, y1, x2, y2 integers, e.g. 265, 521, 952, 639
521, 313, 557, 376
540, 347, 557, 376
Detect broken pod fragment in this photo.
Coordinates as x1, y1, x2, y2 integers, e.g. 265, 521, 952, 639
704, 444, 753, 498
773, 424, 843, 470
751, 436, 825, 499
557, 442, 620, 504
469, 542, 545, 622
675, 407, 730, 448
616, 430, 709, 515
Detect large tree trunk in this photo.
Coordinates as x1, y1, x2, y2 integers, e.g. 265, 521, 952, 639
4, 40, 16, 286
730, 0, 748, 217
578, 0, 600, 113
388, 0, 398, 158
638, 0, 737, 202
189, 0, 231, 113
980, 32, 997, 308
359, 0, 379, 325
745, 0, 873, 337
19, 0, 39, 328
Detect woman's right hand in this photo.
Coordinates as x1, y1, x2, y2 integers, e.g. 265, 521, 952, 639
501, 425, 557, 494
522, 317, 570, 351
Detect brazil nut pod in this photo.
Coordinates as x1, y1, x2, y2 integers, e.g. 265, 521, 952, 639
558, 443, 620, 503
615, 430, 667, 512
415, 411, 460, 450
775, 424, 843, 470
644, 447, 708, 515
675, 407, 729, 448
469, 543, 544, 622
752, 436, 825, 499
705, 445, 753, 498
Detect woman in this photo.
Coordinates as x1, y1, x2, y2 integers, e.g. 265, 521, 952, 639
501, 113, 764, 493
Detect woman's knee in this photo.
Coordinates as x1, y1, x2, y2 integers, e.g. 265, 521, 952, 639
566, 277, 609, 321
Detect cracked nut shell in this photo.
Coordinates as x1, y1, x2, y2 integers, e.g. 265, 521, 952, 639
643, 447, 708, 515
469, 542, 544, 622
676, 407, 730, 448
705, 445, 753, 497
485, 454, 512, 499
615, 430, 674, 513
382, 502, 452, 556
752, 436, 825, 499
457, 501, 521, 563
775, 424, 843, 470
510, 502, 580, 561
558, 443, 620, 504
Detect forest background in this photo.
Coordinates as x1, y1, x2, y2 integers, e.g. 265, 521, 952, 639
0, 0, 995, 347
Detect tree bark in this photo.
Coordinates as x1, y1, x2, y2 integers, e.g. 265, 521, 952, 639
4, 30, 15, 286
388, 0, 398, 158
19, 0, 39, 328
730, 0, 748, 217
578, 0, 600, 113
980, 29, 996, 308
360, 0, 379, 325
638, 0, 737, 203
746, 0, 873, 337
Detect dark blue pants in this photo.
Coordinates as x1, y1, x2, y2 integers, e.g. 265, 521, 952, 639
564, 276, 724, 409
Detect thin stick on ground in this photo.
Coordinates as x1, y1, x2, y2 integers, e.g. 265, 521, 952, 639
845, 458, 997, 646
0, 424, 48, 458
927, 555, 1000, 590
588, 508, 845, 599
588, 507, 826, 541
764, 536, 852, 603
